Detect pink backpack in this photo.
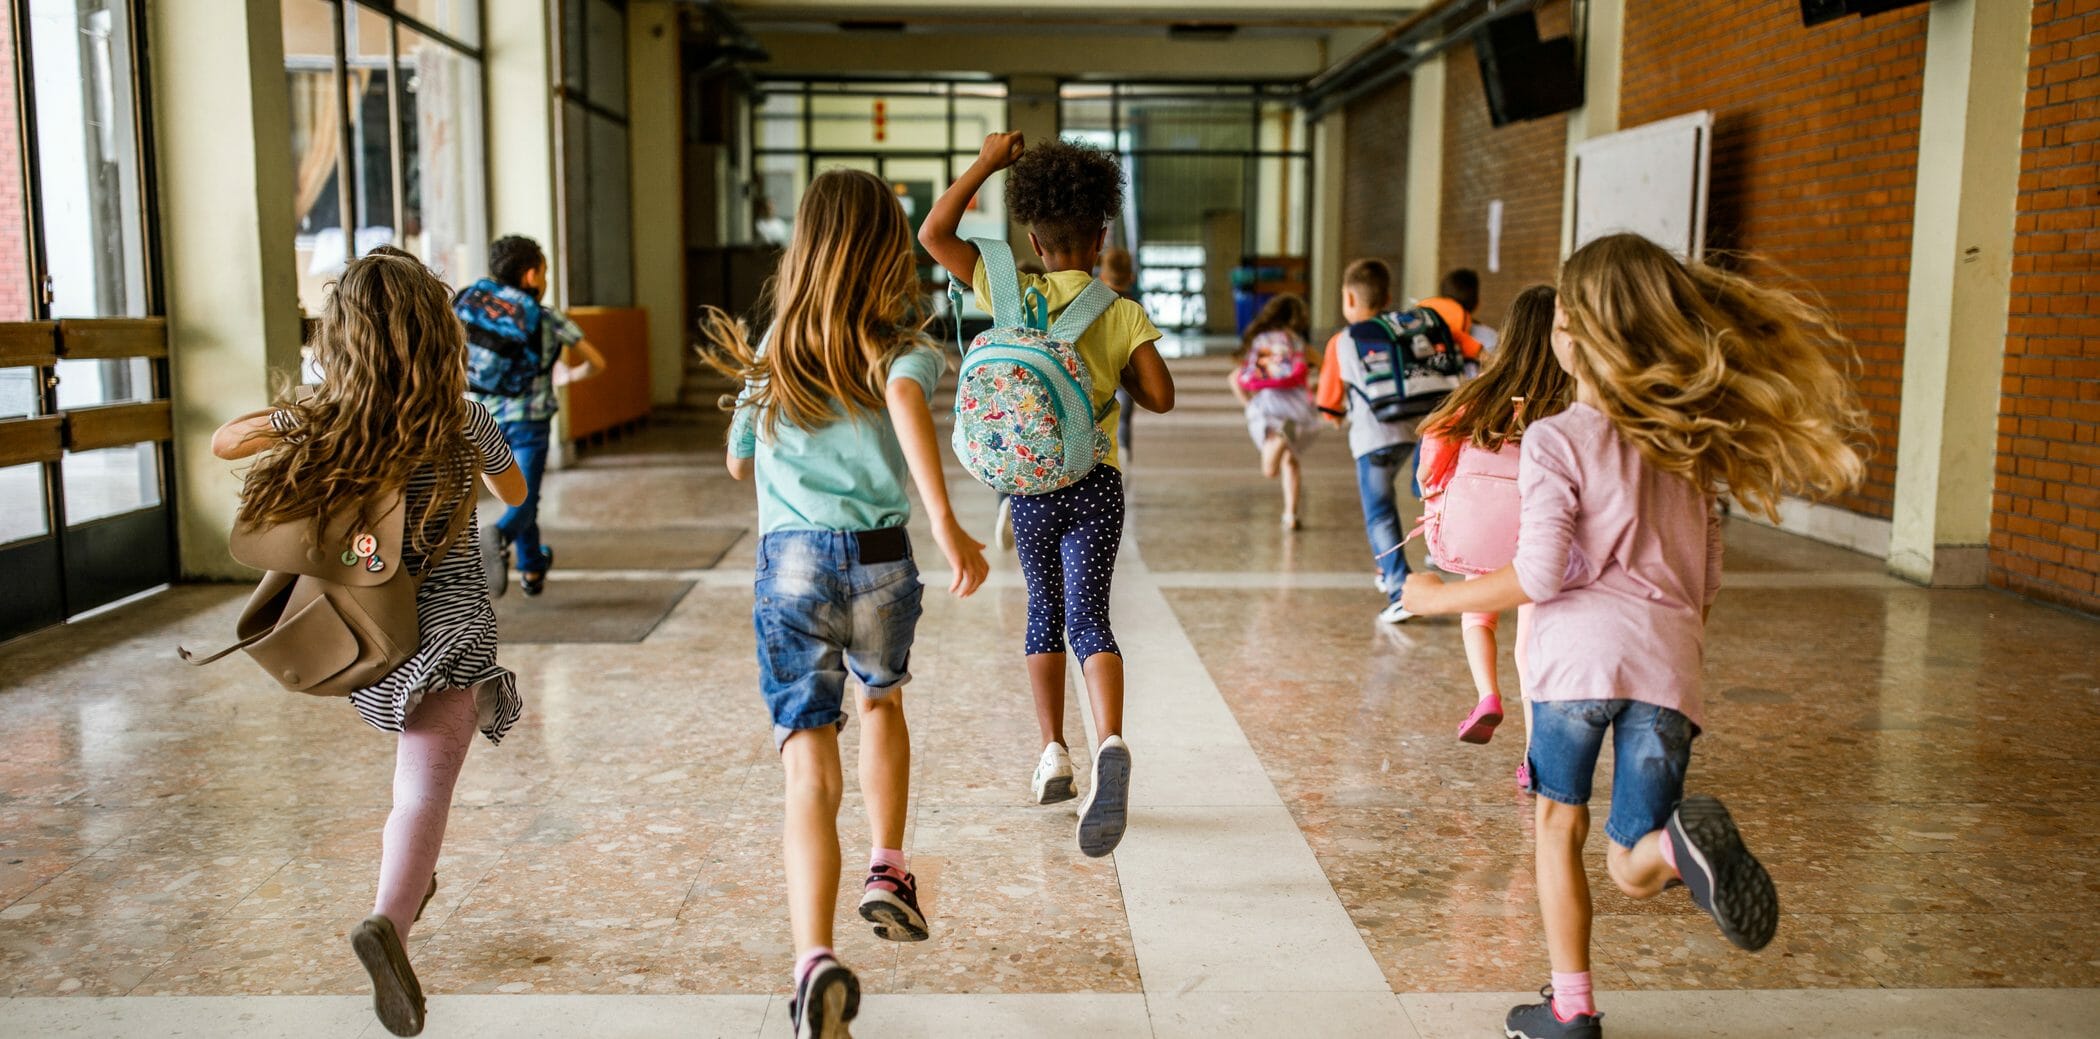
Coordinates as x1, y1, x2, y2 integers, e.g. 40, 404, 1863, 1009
1414, 399, 1527, 576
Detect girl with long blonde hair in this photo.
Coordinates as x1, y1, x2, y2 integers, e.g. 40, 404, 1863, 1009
695, 167, 988, 1039
211, 252, 528, 1037
1402, 233, 1867, 1038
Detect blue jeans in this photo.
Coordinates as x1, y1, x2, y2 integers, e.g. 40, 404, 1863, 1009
1355, 445, 1414, 597
1526, 698, 1697, 849
495, 419, 552, 574
753, 530, 924, 749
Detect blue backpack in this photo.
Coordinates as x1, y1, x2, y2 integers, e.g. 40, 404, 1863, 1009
453, 278, 546, 398
1348, 306, 1465, 423
948, 238, 1119, 496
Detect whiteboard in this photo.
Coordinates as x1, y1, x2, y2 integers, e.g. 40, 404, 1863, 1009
1571, 110, 1713, 260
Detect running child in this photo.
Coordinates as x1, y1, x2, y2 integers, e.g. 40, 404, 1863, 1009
210, 253, 529, 1037
920, 132, 1176, 857
1414, 285, 1570, 776
1230, 293, 1320, 530
702, 169, 990, 1039
1402, 233, 1867, 1038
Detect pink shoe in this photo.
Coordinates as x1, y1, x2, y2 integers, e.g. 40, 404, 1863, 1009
1515, 762, 1532, 793
1456, 694, 1504, 744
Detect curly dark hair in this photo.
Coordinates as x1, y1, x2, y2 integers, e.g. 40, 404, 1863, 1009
1007, 139, 1125, 255
488, 234, 546, 288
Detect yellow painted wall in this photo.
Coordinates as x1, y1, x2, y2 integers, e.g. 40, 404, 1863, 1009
628, 2, 687, 405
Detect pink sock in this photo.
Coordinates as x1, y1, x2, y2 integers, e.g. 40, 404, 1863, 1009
794, 946, 835, 988
371, 689, 478, 938
1551, 971, 1595, 1019
870, 848, 907, 874
1658, 829, 1680, 877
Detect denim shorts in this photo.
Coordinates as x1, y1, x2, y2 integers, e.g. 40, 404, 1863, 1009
1525, 698, 1696, 849
752, 530, 924, 749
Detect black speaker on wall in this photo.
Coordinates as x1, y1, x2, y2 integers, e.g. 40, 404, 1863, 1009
1801, 0, 1928, 27
1474, 11, 1584, 128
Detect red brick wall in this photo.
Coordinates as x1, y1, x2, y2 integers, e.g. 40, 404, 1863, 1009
1340, 74, 1409, 294
1990, 1, 2100, 613
0, 8, 30, 322
1620, 0, 1931, 519
1437, 0, 1571, 326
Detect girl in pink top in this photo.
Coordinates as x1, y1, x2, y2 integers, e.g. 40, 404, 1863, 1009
1402, 234, 1868, 1039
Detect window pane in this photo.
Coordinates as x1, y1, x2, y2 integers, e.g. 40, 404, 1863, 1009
53, 356, 150, 408
397, 23, 487, 287
61, 442, 159, 523
585, 113, 631, 305
753, 152, 801, 246
1122, 96, 1256, 152
951, 93, 1004, 151
585, 0, 625, 114
284, 0, 339, 313
0, 369, 39, 419
27, 0, 148, 317
391, 0, 479, 47
0, 463, 49, 544
811, 93, 945, 152
0, 3, 34, 321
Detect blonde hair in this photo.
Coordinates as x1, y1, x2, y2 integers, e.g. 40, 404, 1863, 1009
697, 169, 924, 436
1557, 233, 1868, 520
238, 254, 472, 559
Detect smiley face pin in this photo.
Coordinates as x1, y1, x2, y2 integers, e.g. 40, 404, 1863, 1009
352, 533, 378, 559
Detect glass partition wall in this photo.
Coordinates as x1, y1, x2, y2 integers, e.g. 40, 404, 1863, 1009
1, 0, 174, 640
1059, 83, 1309, 332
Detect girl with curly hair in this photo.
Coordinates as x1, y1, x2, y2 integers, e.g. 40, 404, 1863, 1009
210, 252, 529, 1037
921, 132, 1175, 858
1401, 233, 1868, 1039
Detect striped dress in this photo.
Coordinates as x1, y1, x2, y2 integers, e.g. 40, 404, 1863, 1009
268, 400, 524, 743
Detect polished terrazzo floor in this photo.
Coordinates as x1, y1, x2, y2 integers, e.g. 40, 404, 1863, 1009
2, 353, 2097, 1036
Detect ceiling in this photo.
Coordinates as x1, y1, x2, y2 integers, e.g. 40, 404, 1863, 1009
723, 1, 1416, 32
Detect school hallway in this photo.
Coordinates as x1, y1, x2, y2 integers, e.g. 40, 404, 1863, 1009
1, 348, 2095, 1037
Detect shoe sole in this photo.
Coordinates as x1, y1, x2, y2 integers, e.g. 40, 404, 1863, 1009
415, 872, 437, 923
1457, 708, 1503, 745
1670, 795, 1779, 951
1033, 773, 1077, 805
351, 915, 425, 1037
1076, 744, 1131, 858
858, 890, 930, 942
799, 962, 861, 1039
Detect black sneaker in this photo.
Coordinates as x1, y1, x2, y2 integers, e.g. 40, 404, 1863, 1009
1668, 794, 1780, 951
858, 864, 929, 942
520, 546, 553, 597
1505, 984, 1602, 1039
789, 955, 860, 1039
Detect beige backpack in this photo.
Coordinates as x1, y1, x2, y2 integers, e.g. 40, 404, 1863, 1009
180, 491, 472, 696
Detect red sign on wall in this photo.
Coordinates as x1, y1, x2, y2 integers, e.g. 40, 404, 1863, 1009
873, 100, 887, 143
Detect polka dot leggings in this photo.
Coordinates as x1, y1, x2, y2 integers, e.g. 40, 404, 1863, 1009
1012, 463, 1124, 661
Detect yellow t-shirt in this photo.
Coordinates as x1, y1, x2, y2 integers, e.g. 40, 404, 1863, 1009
970, 259, 1160, 469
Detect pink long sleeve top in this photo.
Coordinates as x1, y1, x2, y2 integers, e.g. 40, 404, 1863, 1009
1513, 402, 1724, 730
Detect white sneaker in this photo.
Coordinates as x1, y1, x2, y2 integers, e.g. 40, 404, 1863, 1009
1031, 742, 1076, 805
1378, 599, 1415, 624
1374, 572, 1390, 595
1076, 736, 1132, 857
995, 496, 1015, 551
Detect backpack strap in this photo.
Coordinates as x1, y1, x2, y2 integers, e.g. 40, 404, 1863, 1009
968, 237, 1027, 329
1049, 279, 1120, 343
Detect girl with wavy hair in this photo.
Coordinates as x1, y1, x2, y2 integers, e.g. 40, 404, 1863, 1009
696, 167, 988, 1039
1402, 233, 1867, 1039
211, 251, 528, 1037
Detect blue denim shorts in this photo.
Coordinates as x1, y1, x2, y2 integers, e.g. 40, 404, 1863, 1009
752, 530, 924, 749
1525, 698, 1697, 849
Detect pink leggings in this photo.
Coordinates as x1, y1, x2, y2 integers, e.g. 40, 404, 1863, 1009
372, 686, 479, 937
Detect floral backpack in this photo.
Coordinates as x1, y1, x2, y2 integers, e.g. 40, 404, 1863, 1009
949, 238, 1118, 496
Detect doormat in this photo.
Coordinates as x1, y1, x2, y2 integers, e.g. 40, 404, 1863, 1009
535, 526, 744, 571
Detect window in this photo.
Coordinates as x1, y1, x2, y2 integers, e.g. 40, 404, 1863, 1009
282, 0, 487, 313
27, 0, 149, 318
1059, 83, 1311, 331
747, 79, 1009, 305
556, 0, 631, 306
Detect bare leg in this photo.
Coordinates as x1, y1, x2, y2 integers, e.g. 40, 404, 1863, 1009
859, 687, 910, 852
1462, 622, 1501, 702
1607, 831, 1677, 899
1260, 432, 1285, 479
1280, 449, 1301, 519
373, 688, 479, 937
1536, 797, 1593, 973
1081, 652, 1124, 741
781, 727, 845, 955
1027, 653, 1068, 747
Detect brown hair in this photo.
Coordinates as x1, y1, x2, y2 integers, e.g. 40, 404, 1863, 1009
695, 168, 924, 437
1557, 233, 1868, 519
1343, 258, 1391, 310
1420, 285, 1571, 479
237, 254, 473, 558
1099, 247, 1135, 293
1240, 293, 1310, 359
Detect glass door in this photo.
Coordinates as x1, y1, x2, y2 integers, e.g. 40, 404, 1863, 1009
0, 0, 171, 642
